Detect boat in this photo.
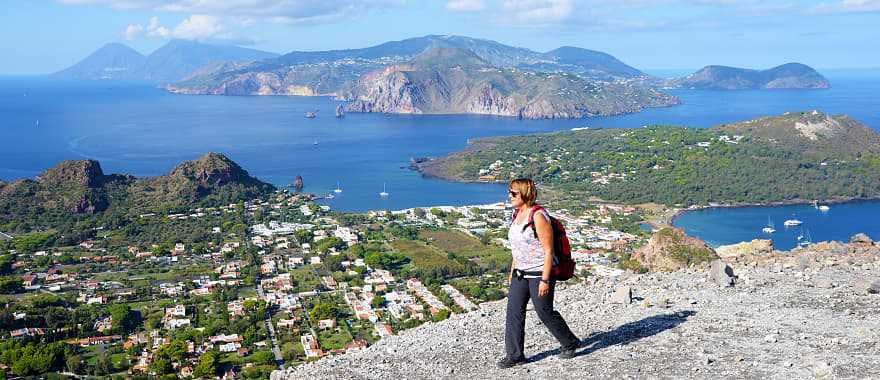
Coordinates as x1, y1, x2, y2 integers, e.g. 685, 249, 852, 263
798, 229, 813, 247
305, 110, 317, 118
379, 182, 389, 198
326, 193, 335, 199
783, 214, 803, 227
35, 119, 39, 128
813, 200, 830, 212
334, 181, 343, 194
313, 139, 318, 145
762, 216, 775, 234
335, 105, 345, 118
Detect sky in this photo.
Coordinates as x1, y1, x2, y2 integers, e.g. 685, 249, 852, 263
1, 0, 879, 74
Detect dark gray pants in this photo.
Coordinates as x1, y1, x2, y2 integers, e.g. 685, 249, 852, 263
505, 275, 579, 360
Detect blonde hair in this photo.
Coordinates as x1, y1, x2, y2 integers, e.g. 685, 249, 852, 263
508, 178, 538, 206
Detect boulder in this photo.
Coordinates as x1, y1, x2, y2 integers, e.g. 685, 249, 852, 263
853, 279, 880, 295
814, 278, 834, 289
611, 286, 632, 304
709, 260, 736, 287
715, 239, 773, 259
633, 227, 718, 272
850, 233, 874, 244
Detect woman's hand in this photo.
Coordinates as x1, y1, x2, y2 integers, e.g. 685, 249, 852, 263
538, 281, 550, 297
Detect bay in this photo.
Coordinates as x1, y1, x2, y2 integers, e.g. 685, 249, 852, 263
672, 200, 880, 250
1, 69, 879, 214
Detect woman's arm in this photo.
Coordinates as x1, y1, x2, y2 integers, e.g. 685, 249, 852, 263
533, 212, 554, 296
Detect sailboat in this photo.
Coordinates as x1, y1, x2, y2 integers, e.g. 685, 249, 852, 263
379, 182, 389, 198
762, 216, 775, 234
334, 181, 343, 194
336, 105, 345, 118
798, 229, 813, 247
313, 139, 318, 145
813, 200, 831, 212
35, 119, 39, 128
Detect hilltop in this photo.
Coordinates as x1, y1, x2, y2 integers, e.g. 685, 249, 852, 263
165, 34, 656, 101
414, 111, 880, 206
273, 240, 880, 379
0, 153, 274, 232
51, 40, 279, 82
668, 63, 830, 90
345, 47, 678, 119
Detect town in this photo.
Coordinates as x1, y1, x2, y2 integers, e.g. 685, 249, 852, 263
0, 191, 645, 378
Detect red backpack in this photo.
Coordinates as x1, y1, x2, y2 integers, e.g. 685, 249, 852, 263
512, 205, 575, 281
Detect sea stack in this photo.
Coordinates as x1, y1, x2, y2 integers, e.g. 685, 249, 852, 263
293, 175, 304, 191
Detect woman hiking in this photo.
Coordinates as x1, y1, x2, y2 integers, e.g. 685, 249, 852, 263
498, 178, 580, 369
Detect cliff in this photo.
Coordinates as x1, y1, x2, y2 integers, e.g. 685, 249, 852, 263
668, 63, 830, 90
273, 240, 880, 379
345, 47, 678, 119
165, 34, 657, 98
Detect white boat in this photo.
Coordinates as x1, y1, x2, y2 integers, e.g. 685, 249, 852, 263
326, 193, 335, 199
818, 205, 830, 212
798, 229, 812, 247
333, 181, 343, 194
783, 216, 803, 227
762, 216, 775, 234
35, 119, 39, 128
313, 139, 318, 145
379, 182, 389, 198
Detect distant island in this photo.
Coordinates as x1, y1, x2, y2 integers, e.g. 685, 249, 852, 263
344, 47, 679, 119
51, 40, 279, 82
667, 63, 830, 90
415, 111, 880, 206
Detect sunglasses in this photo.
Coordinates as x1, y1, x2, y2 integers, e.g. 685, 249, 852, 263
508, 190, 520, 197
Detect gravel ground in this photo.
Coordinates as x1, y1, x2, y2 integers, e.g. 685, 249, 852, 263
273, 245, 880, 380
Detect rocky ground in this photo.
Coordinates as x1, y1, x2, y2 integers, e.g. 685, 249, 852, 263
272, 241, 880, 380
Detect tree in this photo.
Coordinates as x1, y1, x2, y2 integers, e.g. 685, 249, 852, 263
309, 302, 338, 321
192, 351, 218, 379
0, 276, 22, 294
109, 304, 138, 334
315, 237, 346, 253
294, 229, 313, 244
370, 295, 385, 309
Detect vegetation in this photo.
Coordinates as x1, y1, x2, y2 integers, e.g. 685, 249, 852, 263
427, 112, 880, 207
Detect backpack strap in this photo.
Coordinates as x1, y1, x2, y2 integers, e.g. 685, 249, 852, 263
522, 205, 544, 233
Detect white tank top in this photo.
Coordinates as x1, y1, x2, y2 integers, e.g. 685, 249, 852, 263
508, 208, 550, 273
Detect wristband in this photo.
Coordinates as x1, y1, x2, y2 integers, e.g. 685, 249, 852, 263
540, 279, 550, 284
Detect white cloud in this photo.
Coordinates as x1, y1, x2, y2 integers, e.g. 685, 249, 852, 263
123, 23, 143, 40
812, 0, 880, 13
498, 0, 574, 25
446, 0, 487, 11
146, 16, 172, 38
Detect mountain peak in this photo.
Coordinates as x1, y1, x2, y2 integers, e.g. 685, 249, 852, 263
37, 159, 107, 188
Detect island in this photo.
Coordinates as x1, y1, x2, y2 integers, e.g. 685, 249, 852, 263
667, 63, 830, 90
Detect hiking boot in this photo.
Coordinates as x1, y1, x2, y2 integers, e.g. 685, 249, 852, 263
558, 346, 577, 359
558, 340, 581, 359
496, 356, 526, 369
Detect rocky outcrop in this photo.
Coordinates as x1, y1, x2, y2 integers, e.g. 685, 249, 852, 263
715, 239, 774, 259
0, 153, 274, 226
668, 63, 830, 90
633, 227, 718, 272
273, 242, 880, 379
346, 47, 678, 119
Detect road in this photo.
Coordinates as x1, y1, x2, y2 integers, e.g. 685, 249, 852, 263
256, 281, 285, 370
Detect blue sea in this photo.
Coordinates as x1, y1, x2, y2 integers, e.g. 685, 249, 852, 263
1, 70, 880, 245
672, 201, 880, 250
